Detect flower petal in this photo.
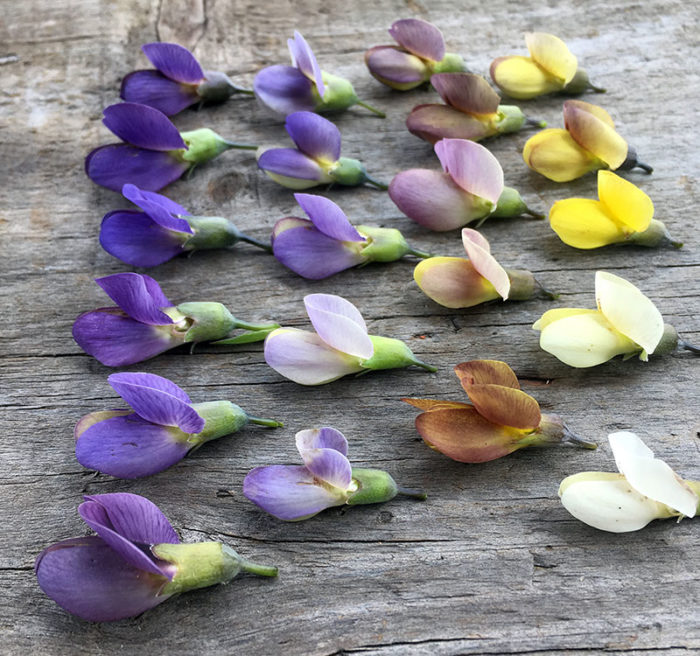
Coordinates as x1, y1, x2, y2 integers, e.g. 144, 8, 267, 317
595, 271, 664, 355
608, 431, 698, 517
365, 46, 428, 88
120, 70, 199, 116
415, 406, 521, 463
294, 193, 364, 242
401, 398, 472, 412
243, 465, 346, 520
258, 147, 326, 181
461, 228, 510, 299
532, 308, 599, 332
102, 103, 186, 150
431, 73, 500, 115
435, 139, 504, 205
95, 273, 172, 325
303, 293, 373, 359
141, 42, 204, 84
489, 56, 561, 100
525, 32, 577, 84
406, 104, 492, 144
522, 128, 598, 182
563, 101, 627, 169
295, 426, 349, 455
597, 170, 653, 233
75, 410, 132, 439
414, 257, 499, 308
122, 183, 192, 230
288, 31, 324, 97
462, 384, 541, 430
453, 360, 520, 390
35, 536, 170, 622
108, 372, 204, 433
253, 65, 316, 115
85, 144, 189, 192
295, 428, 352, 489
75, 414, 190, 479
548, 198, 623, 249
285, 111, 341, 162
264, 328, 364, 385
388, 18, 445, 61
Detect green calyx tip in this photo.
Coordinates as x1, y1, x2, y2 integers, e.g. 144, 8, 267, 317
652, 323, 680, 356
356, 225, 412, 262
347, 468, 398, 506
177, 301, 236, 343
628, 219, 682, 249
179, 129, 257, 164
495, 105, 526, 134
361, 335, 436, 373
491, 187, 531, 219
430, 52, 466, 75
188, 400, 249, 446
184, 215, 241, 251
315, 71, 359, 112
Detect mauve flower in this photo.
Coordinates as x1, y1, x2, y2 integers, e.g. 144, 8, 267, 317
403, 360, 595, 463
254, 31, 385, 117
75, 372, 282, 479
35, 493, 277, 621
85, 102, 257, 192
100, 183, 271, 267
365, 18, 465, 90
72, 273, 279, 367
389, 138, 541, 231
257, 111, 387, 190
243, 426, 425, 521
406, 73, 545, 144
264, 293, 436, 386
560, 432, 700, 533
120, 42, 253, 116
523, 100, 652, 182
271, 193, 430, 279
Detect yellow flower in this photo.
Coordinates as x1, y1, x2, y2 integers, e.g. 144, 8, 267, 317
549, 171, 680, 248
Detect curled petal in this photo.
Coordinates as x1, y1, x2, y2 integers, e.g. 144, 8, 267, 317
406, 104, 492, 144
563, 101, 627, 169
490, 56, 561, 100
461, 228, 510, 299
414, 257, 499, 308
548, 199, 624, 249
435, 139, 504, 205
365, 46, 428, 87
294, 194, 364, 242
296, 441, 352, 490
462, 384, 541, 430
288, 31, 324, 97
243, 465, 346, 520
295, 426, 349, 455
525, 32, 577, 84
285, 111, 341, 162
454, 360, 520, 390
595, 271, 664, 355
523, 128, 598, 182
258, 148, 326, 182
120, 70, 200, 116
141, 42, 204, 84
102, 103, 186, 150
95, 273, 172, 325
565, 100, 616, 127
532, 308, 598, 332
597, 170, 653, 233
389, 18, 446, 61
431, 73, 500, 115
122, 184, 191, 231
304, 294, 373, 359
401, 398, 471, 412
254, 65, 317, 115
75, 410, 132, 439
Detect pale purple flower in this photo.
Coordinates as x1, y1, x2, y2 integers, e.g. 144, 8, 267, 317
254, 31, 384, 117
264, 293, 436, 385
100, 183, 271, 267
271, 193, 430, 279
85, 103, 256, 192
75, 372, 282, 479
35, 493, 277, 621
243, 427, 426, 521
72, 273, 279, 367
121, 42, 253, 116
257, 111, 386, 190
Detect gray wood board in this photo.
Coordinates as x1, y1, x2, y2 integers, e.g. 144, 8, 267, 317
1, 0, 699, 654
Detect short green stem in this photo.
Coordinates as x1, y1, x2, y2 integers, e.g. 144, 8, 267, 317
364, 174, 389, 190
397, 486, 427, 500
588, 82, 607, 93
680, 339, 700, 355
413, 359, 438, 373
232, 86, 255, 96
233, 319, 280, 332
525, 116, 547, 128
524, 207, 545, 220
238, 558, 279, 578
238, 232, 273, 252
406, 247, 433, 259
356, 99, 386, 118
633, 161, 654, 174
562, 424, 598, 450
535, 278, 560, 300
248, 415, 284, 428
221, 140, 259, 151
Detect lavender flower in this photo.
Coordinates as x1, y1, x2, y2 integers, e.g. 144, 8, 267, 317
121, 42, 253, 116
254, 31, 385, 117
35, 493, 278, 621
243, 427, 426, 520
75, 372, 282, 478
271, 193, 431, 279
257, 111, 386, 190
72, 273, 279, 366
264, 293, 436, 385
85, 103, 257, 192
100, 184, 271, 267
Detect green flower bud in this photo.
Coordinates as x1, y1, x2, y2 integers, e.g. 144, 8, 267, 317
491, 187, 543, 220
184, 216, 242, 251
176, 301, 236, 343
357, 225, 411, 262
628, 219, 683, 248
361, 335, 437, 372
494, 105, 526, 134
347, 468, 398, 506
180, 129, 235, 163
188, 401, 250, 447
328, 157, 368, 186
315, 71, 359, 111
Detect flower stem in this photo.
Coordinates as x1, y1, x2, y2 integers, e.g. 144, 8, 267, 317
397, 486, 427, 500
563, 425, 598, 450
524, 207, 545, 220
407, 247, 433, 259
232, 86, 255, 96
221, 140, 259, 150
413, 359, 438, 373
588, 82, 607, 93
238, 558, 279, 578
248, 415, 284, 428
233, 320, 280, 332
356, 99, 386, 118
238, 232, 273, 252
364, 174, 389, 191
680, 339, 700, 354
633, 161, 654, 174
525, 116, 547, 128
535, 278, 560, 300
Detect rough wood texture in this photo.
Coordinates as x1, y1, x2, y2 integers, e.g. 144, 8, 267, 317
2, 0, 699, 654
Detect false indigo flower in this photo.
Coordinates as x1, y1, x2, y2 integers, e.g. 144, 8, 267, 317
72, 272, 279, 366
100, 183, 271, 267
402, 360, 595, 463
243, 426, 426, 521
120, 42, 254, 116
365, 18, 465, 90
271, 193, 431, 279
85, 102, 257, 192
257, 111, 387, 190
254, 31, 385, 117
35, 493, 278, 621
75, 372, 282, 478
264, 293, 436, 386
389, 138, 541, 231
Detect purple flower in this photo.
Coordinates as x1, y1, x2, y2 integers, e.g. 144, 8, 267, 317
243, 427, 426, 521
85, 103, 257, 192
389, 138, 542, 231
72, 273, 279, 367
264, 293, 436, 385
75, 372, 282, 479
271, 193, 431, 279
121, 42, 253, 116
35, 493, 278, 621
257, 111, 386, 190
254, 31, 385, 117
100, 184, 271, 267
365, 18, 466, 90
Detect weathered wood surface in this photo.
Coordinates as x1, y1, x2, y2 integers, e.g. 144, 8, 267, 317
1, 0, 699, 653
